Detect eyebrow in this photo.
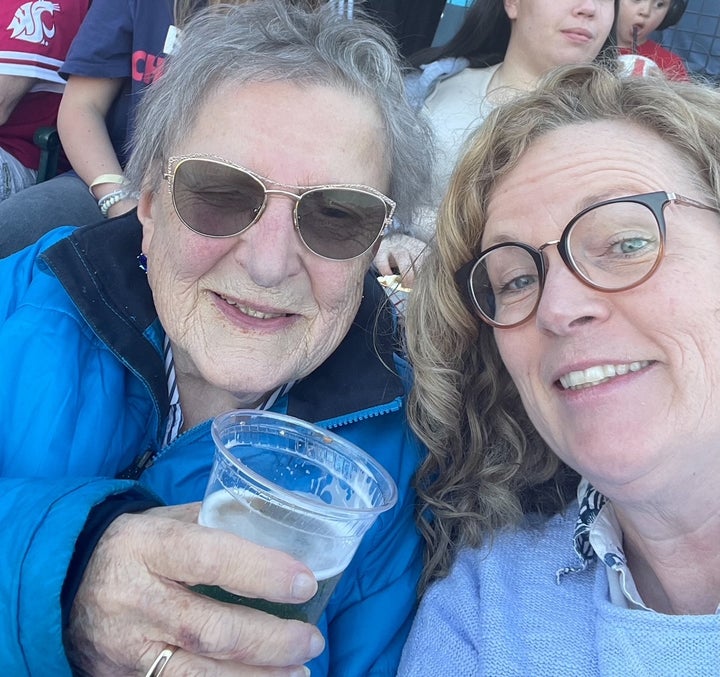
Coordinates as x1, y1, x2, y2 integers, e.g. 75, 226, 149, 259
482, 186, 649, 249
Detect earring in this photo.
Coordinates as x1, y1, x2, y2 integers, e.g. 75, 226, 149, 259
137, 253, 148, 273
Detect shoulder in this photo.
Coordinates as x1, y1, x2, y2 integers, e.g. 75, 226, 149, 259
0, 0, 88, 77
405, 56, 469, 110
431, 62, 498, 94
639, 40, 688, 79
0, 226, 102, 343
425, 62, 499, 117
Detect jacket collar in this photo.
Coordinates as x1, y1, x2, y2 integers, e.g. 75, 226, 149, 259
40, 211, 404, 425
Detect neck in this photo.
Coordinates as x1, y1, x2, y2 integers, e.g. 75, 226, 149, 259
172, 358, 267, 432
614, 500, 720, 615
488, 61, 539, 97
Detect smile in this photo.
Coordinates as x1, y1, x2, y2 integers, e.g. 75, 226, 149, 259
219, 294, 288, 320
558, 360, 651, 390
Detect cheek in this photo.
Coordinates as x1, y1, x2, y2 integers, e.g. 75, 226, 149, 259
494, 330, 544, 409
494, 331, 525, 381
149, 226, 231, 287
310, 258, 367, 323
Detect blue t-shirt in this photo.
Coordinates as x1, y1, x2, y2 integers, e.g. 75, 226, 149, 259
60, 0, 174, 164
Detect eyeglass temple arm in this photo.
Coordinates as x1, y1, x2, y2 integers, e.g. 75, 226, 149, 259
670, 192, 720, 214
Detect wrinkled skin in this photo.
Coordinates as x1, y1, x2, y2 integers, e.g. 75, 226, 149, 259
66, 81, 391, 675
67, 504, 323, 676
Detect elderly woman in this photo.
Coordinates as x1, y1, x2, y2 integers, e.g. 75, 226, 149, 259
0, 2, 431, 675
399, 64, 720, 674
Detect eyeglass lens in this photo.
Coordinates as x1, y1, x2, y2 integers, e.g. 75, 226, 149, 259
472, 200, 662, 326
171, 158, 388, 260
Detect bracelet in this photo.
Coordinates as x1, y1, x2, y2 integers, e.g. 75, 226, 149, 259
89, 173, 127, 195
98, 189, 130, 217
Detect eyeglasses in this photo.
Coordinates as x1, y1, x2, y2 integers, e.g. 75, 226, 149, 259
162, 155, 396, 261
455, 191, 720, 328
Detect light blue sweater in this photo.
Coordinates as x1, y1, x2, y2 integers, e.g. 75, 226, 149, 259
398, 506, 720, 676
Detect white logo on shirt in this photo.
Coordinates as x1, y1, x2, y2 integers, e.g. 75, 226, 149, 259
7, 1, 61, 46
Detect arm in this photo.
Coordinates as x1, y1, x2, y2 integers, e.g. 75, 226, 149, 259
0, 74, 35, 125
0, 475, 323, 674
396, 553, 482, 676
57, 75, 137, 217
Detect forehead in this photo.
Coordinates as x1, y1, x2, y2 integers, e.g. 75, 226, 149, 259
484, 120, 697, 239
177, 80, 390, 187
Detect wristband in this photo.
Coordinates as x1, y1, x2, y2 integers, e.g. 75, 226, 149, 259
98, 189, 130, 217
89, 173, 127, 195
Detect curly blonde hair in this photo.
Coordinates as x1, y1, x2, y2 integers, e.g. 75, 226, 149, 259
406, 63, 720, 592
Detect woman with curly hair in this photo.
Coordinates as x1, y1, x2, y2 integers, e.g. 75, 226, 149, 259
400, 63, 720, 674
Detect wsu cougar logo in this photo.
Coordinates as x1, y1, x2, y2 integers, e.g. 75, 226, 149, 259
7, 1, 61, 46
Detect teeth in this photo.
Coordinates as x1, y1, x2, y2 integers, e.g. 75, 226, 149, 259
220, 295, 285, 320
559, 361, 650, 390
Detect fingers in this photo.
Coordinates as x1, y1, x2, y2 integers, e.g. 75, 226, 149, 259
67, 508, 325, 674
373, 234, 428, 284
130, 509, 318, 604
144, 644, 311, 676
151, 583, 324, 665
373, 246, 394, 276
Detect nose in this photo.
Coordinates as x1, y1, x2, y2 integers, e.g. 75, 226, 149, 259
231, 193, 303, 288
574, 0, 597, 16
635, 0, 650, 16
534, 247, 612, 336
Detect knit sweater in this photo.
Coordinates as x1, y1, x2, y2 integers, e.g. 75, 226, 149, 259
398, 506, 720, 676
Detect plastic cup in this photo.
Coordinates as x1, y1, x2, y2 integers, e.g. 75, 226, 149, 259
617, 54, 662, 78
195, 409, 398, 623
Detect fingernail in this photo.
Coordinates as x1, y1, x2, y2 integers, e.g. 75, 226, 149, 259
291, 573, 317, 600
292, 667, 311, 677
309, 631, 325, 657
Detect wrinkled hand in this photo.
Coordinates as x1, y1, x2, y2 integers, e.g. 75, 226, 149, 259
373, 234, 428, 287
66, 503, 324, 676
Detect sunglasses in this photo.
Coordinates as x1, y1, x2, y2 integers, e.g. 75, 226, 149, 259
162, 155, 396, 261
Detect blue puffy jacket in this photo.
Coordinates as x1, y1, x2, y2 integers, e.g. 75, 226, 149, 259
0, 213, 424, 676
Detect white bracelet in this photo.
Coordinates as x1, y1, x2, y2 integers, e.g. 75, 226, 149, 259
89, 173, 127, 196
98, 189, 128, 217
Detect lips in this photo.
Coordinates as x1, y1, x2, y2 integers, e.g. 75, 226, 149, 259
558, 360, 652, 390
562, 27, 594, 42
218, 293, 290, 320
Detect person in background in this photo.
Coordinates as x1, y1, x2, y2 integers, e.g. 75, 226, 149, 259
374, 0, 617, 287
0, 0, 89, 199
617, 0, 688, 80
0, 0, 244, 257
616, 0, 688, 79
400, 63, 720, 674
0, 2, 432, 674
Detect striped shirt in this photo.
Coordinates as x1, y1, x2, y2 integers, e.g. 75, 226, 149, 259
162, 335, 294, 447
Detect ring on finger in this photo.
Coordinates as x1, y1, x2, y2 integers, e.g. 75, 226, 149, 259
145, 645, 177, 677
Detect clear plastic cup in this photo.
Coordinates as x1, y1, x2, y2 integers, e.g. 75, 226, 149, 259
195, 409, 398, 623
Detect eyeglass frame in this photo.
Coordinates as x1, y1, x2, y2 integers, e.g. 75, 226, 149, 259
162, 154, 397, 261
455, 191, 720, 329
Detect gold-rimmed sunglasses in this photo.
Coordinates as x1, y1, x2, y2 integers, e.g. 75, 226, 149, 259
163, 155, 396, 261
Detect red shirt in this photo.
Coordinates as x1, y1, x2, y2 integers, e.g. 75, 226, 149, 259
0, 0, 90, 169
619, 40, 689, 82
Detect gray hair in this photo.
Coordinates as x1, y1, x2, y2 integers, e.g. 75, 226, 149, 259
124, 0, 433, 225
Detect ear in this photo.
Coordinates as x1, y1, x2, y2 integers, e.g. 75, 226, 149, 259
137, 189, 157, 255
504, 0, 519, 20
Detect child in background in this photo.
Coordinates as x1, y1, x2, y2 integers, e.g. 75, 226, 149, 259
617, 0, 689, 79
